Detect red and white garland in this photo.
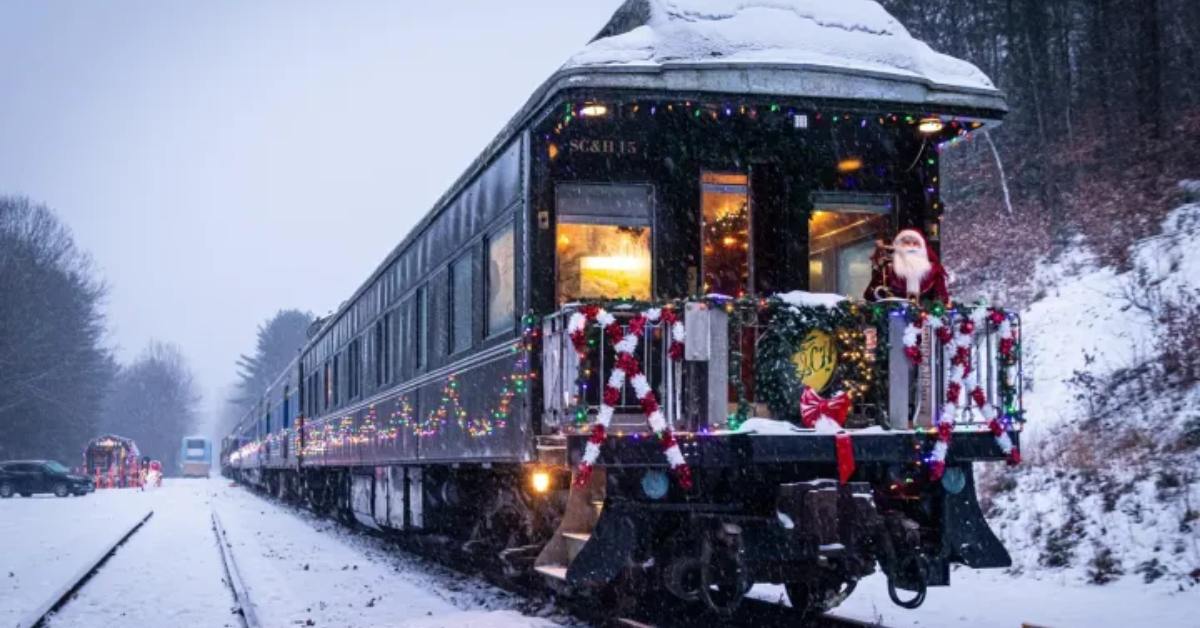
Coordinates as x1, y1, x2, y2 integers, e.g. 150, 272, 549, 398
928, 307, 1021, 479
902, 314, 926, 365
569, 305, 691, 490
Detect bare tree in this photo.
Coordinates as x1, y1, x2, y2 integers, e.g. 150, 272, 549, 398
101, 341, 201, 474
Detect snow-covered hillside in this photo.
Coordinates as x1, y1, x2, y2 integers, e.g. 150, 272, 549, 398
981, 181, 1200, 590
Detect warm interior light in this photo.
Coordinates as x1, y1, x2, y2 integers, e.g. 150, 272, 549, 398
580, 255, 650, 272
837, 158, 863, 173
530, 470, 552, 494
580, 103, 608, 117
918, 116, 945, 134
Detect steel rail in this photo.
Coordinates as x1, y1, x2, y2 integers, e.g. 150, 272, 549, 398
211, 511, 262, 628
16, 510, 155, 628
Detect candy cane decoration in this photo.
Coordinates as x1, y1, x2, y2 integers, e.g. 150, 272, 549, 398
902, 314, 926, 365
571, 306, 691, 490
929, 308, 1021, 479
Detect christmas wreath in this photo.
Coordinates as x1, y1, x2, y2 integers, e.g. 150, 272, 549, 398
753, 298, 886, 426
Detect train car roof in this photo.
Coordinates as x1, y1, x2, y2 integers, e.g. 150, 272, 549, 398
301, 0, 1006, 355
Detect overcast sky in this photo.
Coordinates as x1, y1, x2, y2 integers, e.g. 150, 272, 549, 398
0, 0, 621, 433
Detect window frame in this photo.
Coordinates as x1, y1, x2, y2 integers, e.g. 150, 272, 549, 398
449, 252, 474, 354
484, 221, 516, 338
554, 182, 656, 305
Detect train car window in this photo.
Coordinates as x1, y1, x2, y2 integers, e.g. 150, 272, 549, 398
374, 318, 386, 388
450, 255, 473, 353
324, 360, 332, 410
283, 384, 290, 428
807, 192, 893, 298
333, 351, 342, 406
393, 308, 405, 381
486, 223, 515, 336
414, 287, 427, 370
700, 172, 751, 296
348, 339, 361, 400
555, 184, 653, 303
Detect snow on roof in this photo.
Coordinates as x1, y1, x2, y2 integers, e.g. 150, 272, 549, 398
566, 0, 996, 94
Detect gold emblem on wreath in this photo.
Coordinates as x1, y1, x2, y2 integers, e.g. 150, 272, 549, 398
792, 329, 837, 392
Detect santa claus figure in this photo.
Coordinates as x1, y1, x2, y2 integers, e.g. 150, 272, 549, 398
863, 229, 949, 303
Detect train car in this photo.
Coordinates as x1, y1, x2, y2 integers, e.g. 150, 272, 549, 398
180, 436, 212, 478
224, 0, 1025, 618
83, 434, 141, 488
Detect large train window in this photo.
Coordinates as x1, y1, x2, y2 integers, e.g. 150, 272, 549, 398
450, 255, 473, 353
808, 192, 893, 297
414, 287, 427, 370
486, 223, 514, 336
700, 172, 750, 296
555, 183, 653, 303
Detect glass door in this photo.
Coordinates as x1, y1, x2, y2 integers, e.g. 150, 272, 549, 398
700, 172, 750, 297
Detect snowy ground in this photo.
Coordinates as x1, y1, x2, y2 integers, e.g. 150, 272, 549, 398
4, 479, 1195, 628
0, 479, 560, 628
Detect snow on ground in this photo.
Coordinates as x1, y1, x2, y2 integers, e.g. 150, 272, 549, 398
213, 480, 561, 628
0, 480, 563, 628
752, 565, 1198, 628
0, 489, 154, 627
45, 481, 235, 627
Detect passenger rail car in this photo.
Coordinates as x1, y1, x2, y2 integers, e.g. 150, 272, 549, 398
180, 436, 212, 478
224, 0, 1024, 618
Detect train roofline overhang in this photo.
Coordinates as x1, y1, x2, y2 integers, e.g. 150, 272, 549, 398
302, 62, 1007, 357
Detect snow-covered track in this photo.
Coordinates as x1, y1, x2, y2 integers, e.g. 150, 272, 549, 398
211, 511, 262, 628
16, 510, 154, 628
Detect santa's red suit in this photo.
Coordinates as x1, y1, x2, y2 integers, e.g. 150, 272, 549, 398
863, 229, 950, 303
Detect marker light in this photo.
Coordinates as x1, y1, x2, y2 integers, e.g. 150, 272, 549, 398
530, 470, 552, 494
836, 157, 863, 173
918, 116, 945, 134
579, 103, 608, 117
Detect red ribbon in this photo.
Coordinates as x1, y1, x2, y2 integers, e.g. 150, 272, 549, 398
800, 387, 852, 429
800, 388, 856, 484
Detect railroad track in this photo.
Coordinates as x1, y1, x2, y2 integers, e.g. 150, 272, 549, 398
230, 483, 887, 628
211, 511, 262, 628
15, 510, 155, 628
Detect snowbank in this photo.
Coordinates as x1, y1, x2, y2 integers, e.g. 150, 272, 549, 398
985, 194, 1200, 590
566, 0, 996, 92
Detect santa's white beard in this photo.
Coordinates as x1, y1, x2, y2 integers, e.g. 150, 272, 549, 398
893, 247, 932, 296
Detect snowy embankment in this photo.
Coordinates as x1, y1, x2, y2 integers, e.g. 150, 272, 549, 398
983, 182, 1200, 591
0, 480, 564, 628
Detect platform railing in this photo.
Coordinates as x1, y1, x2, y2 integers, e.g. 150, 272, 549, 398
541, 299, 1023, 435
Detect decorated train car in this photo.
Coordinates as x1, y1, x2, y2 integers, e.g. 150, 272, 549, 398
84, 434, 141, 489
224, 0, 1024, 618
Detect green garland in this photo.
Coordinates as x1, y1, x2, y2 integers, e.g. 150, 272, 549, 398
754, 298, 886, 425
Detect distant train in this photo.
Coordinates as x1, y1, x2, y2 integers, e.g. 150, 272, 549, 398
180, 436, 212, 478
223, 0, 1025, 618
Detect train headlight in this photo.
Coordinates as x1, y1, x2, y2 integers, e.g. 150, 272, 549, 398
530, 470, 552, 494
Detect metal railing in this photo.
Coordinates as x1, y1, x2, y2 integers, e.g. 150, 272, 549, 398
542, 300, 1023, 434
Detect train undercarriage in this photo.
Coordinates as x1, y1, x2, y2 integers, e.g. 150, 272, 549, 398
226, 423, 1014, 619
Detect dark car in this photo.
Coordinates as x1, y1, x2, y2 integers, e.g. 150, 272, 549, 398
0, 460, 94, 497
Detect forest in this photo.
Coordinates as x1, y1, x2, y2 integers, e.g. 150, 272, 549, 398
878, 0, 1200, 297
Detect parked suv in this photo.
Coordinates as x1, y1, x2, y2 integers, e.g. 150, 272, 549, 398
0, 460, 94, 497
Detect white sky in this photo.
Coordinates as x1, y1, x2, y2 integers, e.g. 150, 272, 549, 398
0, 0, 622, 432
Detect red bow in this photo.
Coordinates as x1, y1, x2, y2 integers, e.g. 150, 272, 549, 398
800, 387, 852, 429
800, 388, 856, 484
